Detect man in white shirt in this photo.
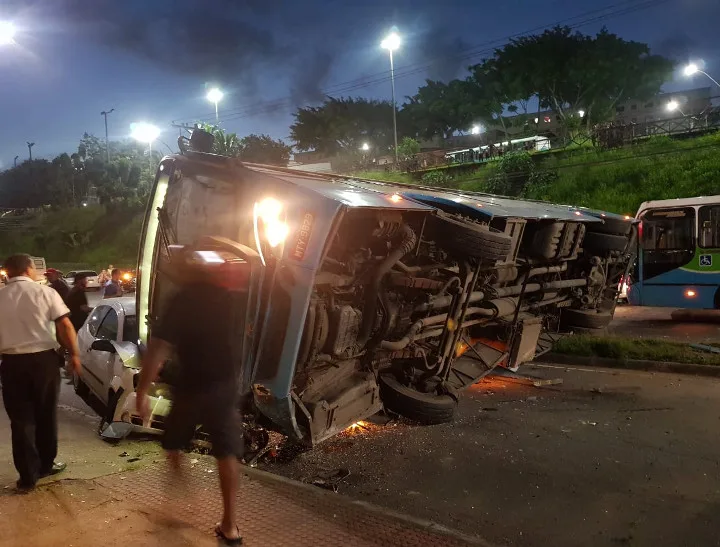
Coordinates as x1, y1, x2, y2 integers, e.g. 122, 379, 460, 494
0, 254, 81, 491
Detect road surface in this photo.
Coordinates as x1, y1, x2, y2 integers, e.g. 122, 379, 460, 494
264, 364, 720, 547
610, 305, 720, 343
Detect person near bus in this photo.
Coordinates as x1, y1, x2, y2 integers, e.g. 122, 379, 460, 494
66, 273, 92, 332
0, 254, 81, 491
103, 268, 123, 299
136, 260, 243, 544
44, 268, 69, 302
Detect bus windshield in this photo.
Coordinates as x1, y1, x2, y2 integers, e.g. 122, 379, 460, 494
640, 207, 695, 280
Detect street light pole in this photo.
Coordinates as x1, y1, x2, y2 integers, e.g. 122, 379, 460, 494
101, 109, 115, 162
389, 49, 398, 165
206, 88, 224, 125
684, 63, 720, 88
13, 155, 18, 167
27, 142, 34, 161
381, 31, 401, 165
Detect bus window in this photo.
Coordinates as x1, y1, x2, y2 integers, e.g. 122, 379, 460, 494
699, 206, 720, 249
640, 207, 695, 281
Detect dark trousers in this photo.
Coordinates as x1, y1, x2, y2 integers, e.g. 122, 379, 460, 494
1, 351, 61, 485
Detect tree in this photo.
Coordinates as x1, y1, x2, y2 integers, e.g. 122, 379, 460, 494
486, 27, 674, 130
238, 134, 291, 166
397, 137, 420, 161
290, 97, 395, 155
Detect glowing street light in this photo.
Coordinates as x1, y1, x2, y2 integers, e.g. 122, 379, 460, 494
130, 122, 161, 166
578, 110, 586, 118
470, 124, 482, 135
683, 62, 720, 88
206, 87, 224, 123
130, 122, 161, 144
666, 100, 685, 116
0, 21, 16, 46
361, 142, 370, 151
381, 30, 401, 165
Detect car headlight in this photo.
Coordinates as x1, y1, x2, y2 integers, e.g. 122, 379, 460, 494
254, 197, 289, 249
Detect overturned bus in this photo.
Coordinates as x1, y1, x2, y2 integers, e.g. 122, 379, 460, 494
101, 131, 636, 445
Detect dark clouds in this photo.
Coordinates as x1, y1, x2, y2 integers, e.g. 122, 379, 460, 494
417, 29, 472, 83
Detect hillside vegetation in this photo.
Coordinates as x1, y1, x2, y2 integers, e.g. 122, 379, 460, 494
0, 204, 143, 271
355, 132, 720, 214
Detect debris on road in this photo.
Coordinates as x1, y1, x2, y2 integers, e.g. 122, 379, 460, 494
312, 468, 351, 492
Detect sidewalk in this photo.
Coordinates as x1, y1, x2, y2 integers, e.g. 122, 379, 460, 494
0, 455, 491, 547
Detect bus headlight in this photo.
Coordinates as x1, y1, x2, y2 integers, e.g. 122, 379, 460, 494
254, 197, 289, 249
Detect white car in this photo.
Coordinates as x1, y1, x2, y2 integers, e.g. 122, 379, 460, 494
64, 270, 101, 290
72, 296, 169, 439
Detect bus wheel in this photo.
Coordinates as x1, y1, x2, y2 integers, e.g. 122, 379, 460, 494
589, 216, 633, 236
561, 308, 614, 329
583, 232, 628, 254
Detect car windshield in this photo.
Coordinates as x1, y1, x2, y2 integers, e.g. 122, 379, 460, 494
123, 315, 139, 342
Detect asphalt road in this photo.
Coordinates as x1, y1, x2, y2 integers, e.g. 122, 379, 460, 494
264, 365, 720, 547
610, 305, 720, 343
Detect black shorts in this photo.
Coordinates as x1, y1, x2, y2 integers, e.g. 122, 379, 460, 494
162, 384, 243, 459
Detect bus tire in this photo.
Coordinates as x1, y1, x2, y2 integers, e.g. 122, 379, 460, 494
379, 373, 456, 425
588, 216, 633, 236
430, 213, 512, 262
583, 232, 628, 254
561, 308, 614, 329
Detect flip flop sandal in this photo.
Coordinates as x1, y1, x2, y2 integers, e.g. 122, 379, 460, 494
215, 525, 243, 545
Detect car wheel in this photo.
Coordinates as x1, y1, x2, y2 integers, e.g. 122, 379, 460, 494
582, 232, 629, 254
379, 373, 457, 425
73, 371, 90, 399
561, 308, 614, 329
430, 212, 512, 262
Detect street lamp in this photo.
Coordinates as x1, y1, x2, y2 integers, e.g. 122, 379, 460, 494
361, 142, 370, 151
101, 108, 115, 163
578, 110, 586, 118
206, 87, 224, 124
683, 62, 720, 88
470, 125, 482, 135
130, 122, 161, 165
666, 100, 685, 116
381, 30, 401, 165
0, 21, 16, 46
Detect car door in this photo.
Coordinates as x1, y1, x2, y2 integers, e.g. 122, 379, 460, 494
89, 307, 121, 403
79, 305, 109, 397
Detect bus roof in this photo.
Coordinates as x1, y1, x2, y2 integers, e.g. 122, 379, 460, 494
636, 195, 720, 216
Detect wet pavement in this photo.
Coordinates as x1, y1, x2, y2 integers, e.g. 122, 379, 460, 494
264, 365, 720, 547
610, 305, 720, 343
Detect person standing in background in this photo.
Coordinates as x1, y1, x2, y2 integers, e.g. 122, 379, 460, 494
103, 268, 123, 299
44, 269, 69, 302
66, 273, 92, 332
0, 254, 81, 491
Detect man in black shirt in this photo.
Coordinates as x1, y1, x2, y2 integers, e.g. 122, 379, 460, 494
136, 278, 243, 545
44, 269, 69, 302
66, 273, 92, 332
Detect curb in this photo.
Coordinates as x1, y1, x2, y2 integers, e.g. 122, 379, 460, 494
536, 353, 720, 377
241, 464, 496, 547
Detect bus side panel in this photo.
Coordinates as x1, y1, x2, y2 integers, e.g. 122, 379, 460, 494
634, 253, 719, 309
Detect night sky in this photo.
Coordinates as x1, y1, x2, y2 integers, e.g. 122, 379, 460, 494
0, 0, 718, 168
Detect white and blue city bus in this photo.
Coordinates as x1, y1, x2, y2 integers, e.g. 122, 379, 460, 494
627, 196, 720, 309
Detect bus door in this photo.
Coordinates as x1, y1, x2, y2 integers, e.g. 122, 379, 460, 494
637, 207, 698, 307
698, 204, 720, 309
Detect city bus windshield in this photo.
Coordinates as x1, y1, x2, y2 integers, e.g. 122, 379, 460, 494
640, 207, 695, 280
